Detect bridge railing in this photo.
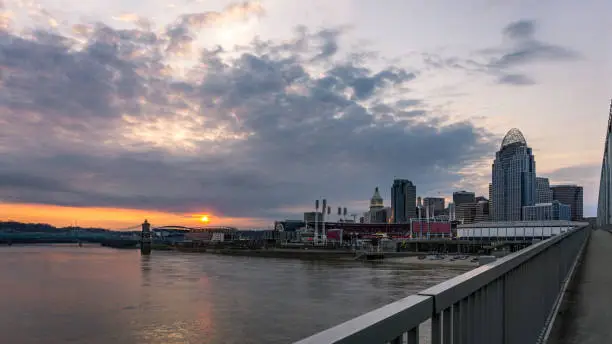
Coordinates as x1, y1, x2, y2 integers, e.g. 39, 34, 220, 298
294, 224, 591, 344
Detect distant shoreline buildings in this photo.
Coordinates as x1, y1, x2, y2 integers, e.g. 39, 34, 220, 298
298, 125, 587, 229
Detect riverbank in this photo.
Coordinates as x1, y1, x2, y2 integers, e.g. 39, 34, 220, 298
175, 247, 478, 267
179, 247, 357, 260
384, 256, 478, 268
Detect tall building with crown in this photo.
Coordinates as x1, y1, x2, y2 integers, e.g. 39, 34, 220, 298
492, 128, 537, 221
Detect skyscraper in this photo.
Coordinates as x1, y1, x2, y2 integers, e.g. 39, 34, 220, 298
597, 100, 612, 227
475, 199, 490, 223
492, 128, 536, 221
423, 197, 445, 213
536, 177, 553, 203
391, 179, 416, 223
488, 183, 493, 219
453, 191, 475, 206
551, 185, 583, 221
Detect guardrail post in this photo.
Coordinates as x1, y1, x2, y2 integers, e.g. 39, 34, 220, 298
431, 312, 441, 344
407, 327, 419, 344
452, 302, 460, 344
442, 308, 451, 344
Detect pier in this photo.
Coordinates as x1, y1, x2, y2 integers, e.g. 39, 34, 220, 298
294, 223, 592, 343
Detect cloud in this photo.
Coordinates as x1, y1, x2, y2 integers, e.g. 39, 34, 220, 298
489, 20, 580, 77
0, 3, 496, 224
498, 74, 536, 85
422, 19, 580, 86
545, 164, 600, 186
490, 42, 579, 69
165, 1, 264, 55
0, 0, 11, 31
503, 19, 535, 40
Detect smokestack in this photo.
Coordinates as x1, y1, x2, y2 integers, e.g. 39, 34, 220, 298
343, 207, 347, 216
315, 199, 319, 210
327, 206, 331, 215
338, 207, 341, 216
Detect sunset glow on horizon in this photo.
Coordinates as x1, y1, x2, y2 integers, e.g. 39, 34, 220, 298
0, 203, 269, 230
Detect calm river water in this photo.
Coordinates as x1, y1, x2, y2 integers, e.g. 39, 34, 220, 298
0, 245, 467, 344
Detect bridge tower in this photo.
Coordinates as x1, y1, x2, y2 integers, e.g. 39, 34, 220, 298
141, 219, 152, 255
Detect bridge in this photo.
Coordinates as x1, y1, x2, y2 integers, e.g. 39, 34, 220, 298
0, 223, 239, 243
294, 223, 600, 344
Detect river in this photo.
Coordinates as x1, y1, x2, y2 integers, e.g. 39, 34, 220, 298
0, 244, 468, 344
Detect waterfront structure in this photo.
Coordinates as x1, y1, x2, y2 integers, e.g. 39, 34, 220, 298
423, 197, 445, 213
141, 219, 152, 255
552, 185, 584, 221
598, 101, 612, 226
536, 177, 554, 203
456, 220, 583, 239
391, 179, 417, 223
410, 220, 452, 238
453, 190, 475, 206
523, 201, 571, 221
492, 128, 537, 221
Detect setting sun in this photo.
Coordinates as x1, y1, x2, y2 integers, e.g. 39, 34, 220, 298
200, 215, 210, 223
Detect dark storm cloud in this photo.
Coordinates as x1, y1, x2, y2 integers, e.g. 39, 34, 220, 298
312, 28, 341, 61
0, 8, 496, 222
495, 19, 578, 68
0, 172, 73, 193
422, 19, 579, 86
503, 20, 536, 40
498, 74, 536, 86
490, 42, 579, 69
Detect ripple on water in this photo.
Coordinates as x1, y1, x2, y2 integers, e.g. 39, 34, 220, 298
0, 246, 466, 344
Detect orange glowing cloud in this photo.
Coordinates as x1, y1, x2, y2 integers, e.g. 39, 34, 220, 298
0, 203, 270, 230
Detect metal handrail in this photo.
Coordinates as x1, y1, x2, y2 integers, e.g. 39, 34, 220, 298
294, 295, 432, 344
294, 224, 590, 344
419, 225, 579, 312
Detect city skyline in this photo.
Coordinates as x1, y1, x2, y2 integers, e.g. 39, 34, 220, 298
0, 0, 609, 229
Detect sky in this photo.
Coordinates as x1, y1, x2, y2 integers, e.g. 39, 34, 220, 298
0, 0, 610, 229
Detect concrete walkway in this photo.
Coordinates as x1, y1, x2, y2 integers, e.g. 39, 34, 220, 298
548, 229, 612, 344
